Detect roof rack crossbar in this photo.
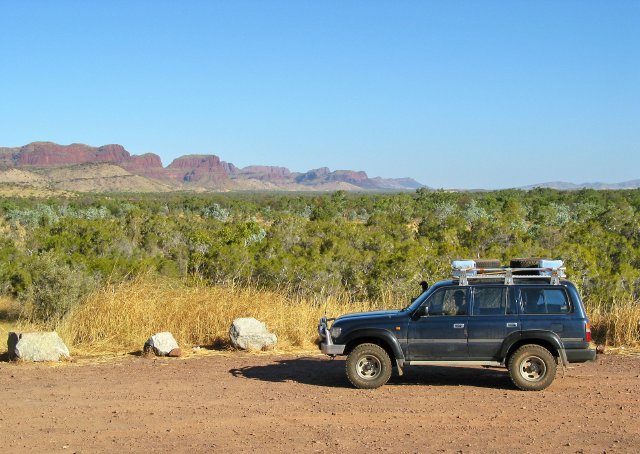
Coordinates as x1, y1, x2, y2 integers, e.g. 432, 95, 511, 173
453, 267, 565, 286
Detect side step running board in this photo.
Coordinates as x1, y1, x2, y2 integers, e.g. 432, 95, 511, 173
405, 361, 503, 367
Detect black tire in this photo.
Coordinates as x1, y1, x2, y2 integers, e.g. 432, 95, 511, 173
345, 343, 392, 389
508, 344, 557, 391
510, 257, 542, 268
475, 259, 501, 268
510, 257, 543, 275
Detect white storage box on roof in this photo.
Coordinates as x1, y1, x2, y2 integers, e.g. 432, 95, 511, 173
538, 259, 564, 277
452, 259, 476, 277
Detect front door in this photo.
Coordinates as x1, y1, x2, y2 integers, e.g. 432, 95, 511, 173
408, 287, 469, 359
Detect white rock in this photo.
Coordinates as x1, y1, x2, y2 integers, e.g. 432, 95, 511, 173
144, 332, 179, 356
229, 317, 277, 351
8, 332, 70, 362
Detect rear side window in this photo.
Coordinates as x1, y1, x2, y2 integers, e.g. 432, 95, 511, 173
471, 287, 515, 316
520, 288, 571, 314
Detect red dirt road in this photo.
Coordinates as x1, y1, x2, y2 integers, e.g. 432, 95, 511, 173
0, 352, 638, 453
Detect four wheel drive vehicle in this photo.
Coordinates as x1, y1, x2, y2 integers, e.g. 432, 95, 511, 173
318, 259, 597, 391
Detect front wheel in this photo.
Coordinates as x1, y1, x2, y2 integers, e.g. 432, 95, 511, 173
508, 344, 557, 391
345, 343, 392, 389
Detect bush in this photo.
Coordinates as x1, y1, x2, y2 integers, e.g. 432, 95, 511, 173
21, 252, 98, 323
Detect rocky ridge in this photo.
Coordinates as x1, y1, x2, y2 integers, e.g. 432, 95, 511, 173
0, 142, 424, 192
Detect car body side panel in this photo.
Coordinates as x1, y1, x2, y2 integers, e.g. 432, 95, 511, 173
408, 315, 469, 359
467, 287, 520, 360
498, 329, 565, 360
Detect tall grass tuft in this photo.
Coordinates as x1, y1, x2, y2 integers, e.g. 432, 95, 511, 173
585, 298, 640, 348
57, 277, 388, 355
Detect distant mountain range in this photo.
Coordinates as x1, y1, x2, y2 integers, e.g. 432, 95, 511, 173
0, 142, 636, 194
0, 142, 424, 193
518, 180, 640, 190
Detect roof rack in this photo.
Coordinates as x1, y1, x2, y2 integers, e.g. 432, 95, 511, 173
452, 267, 566, 286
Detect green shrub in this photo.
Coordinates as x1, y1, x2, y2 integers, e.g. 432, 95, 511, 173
21, 251, 98, 323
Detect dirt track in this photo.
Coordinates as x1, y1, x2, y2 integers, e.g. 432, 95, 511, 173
0, 352, 638, 453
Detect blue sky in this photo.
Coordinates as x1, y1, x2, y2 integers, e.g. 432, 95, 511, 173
1, 1, 638, 188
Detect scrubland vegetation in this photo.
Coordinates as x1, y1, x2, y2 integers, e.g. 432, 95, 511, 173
1, 188, 639, 352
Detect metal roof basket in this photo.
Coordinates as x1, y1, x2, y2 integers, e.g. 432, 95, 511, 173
451, 260, 566, 286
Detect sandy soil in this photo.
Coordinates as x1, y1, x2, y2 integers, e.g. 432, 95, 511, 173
0, 352, 638, 453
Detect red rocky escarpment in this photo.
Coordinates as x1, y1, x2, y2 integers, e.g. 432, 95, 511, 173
12, 142, 130, 166
120, 153, 166, 180
295, 168, 370, 186
166, 155, 229, 185
0, 141, 425, 191
234, 166, 292, 181
327, 170, 369, 183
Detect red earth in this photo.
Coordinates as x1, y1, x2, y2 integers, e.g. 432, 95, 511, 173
0, 352, 638, 453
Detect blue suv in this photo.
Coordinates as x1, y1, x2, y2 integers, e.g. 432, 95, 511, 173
318, 259, 596, 391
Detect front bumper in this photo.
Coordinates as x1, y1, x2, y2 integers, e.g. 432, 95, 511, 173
318, 316, 346, 356
320, 342, 346, 355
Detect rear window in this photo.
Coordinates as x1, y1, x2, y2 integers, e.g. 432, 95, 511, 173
520, 288, 571, 314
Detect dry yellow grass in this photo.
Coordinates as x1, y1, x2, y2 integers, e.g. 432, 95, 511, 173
4, 278, 639, 356
57, 277, 385, 355
0, 296, 19, 341
585, 298, 640, 348
0, 183, 74, 198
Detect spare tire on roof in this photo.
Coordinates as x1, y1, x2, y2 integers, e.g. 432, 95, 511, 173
474, 259, 501, 268
510, 257, 543, 275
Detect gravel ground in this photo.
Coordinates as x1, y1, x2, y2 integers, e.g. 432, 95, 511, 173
0, 352, 638, 453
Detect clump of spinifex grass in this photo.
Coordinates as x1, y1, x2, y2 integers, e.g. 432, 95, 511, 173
585, 298, 640, 348
57, 277, 388, 355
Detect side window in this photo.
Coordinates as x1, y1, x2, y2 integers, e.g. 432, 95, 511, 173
544, 289, 570, 313
472, 287, 509, 316
521, 288, 570, 314
423, 288, 468, 316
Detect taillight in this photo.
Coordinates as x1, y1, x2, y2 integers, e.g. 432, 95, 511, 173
585, 323, 592, 342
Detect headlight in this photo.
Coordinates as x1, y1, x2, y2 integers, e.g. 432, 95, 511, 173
330, 326, 342, 339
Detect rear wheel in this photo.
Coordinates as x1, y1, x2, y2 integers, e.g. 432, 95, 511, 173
508, 344, 557, 391
345, 343, 392, 389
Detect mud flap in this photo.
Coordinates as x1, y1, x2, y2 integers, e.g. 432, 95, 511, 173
557, 348, 568, 378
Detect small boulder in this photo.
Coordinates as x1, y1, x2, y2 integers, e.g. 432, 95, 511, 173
229, 318, 277, 351
8, 331, 70, 362
144, 332, 181, 357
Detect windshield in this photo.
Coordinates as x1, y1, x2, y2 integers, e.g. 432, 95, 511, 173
401, 281, 453, 312
401, 287, 432, 312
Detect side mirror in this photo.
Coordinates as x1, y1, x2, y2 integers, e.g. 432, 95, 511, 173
413, 306, 428, 318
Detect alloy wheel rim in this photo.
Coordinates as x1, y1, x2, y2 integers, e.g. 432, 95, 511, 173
519, 355, 547, 382
356, 355, 382, 380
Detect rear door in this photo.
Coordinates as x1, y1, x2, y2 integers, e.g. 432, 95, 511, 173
408, 287, 469, 359
467, 286, 519, 360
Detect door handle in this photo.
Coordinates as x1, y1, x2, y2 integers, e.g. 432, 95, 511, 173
453, 323, 465, 329
506, 322, 518, 328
